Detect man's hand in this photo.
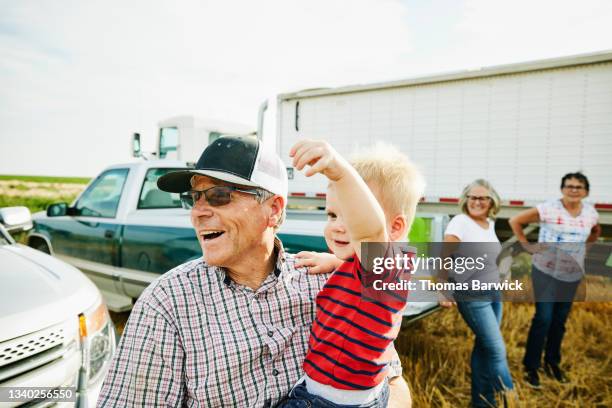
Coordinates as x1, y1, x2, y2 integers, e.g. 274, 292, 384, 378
289, 139, 349, 181
295, 251, 343, 274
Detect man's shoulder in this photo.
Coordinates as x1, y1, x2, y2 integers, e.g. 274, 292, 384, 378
134, 258, 210, 318
149, 257, 203, 290
281, 252, 330, 287
282, 252, 316, 276
282, 252, 303, 270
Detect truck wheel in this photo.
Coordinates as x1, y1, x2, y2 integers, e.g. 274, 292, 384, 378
30, 239, 51, 254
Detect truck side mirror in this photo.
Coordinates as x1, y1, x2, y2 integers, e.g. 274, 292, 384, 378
132, 133, 142, 158
47, 202, 68, 217
0, 206, 33, 232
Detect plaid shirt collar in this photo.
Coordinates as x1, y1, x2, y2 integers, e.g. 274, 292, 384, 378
215, 237, 285, 290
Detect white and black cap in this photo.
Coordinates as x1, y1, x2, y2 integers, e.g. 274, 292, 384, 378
157, 135, 288, 202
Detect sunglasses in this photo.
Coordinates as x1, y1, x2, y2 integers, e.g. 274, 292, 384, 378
467, 195, 491, 203
180, 186, 262, 208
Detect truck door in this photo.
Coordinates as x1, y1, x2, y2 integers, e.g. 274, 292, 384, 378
62, 169, 128, 264
47, 168, 128, 270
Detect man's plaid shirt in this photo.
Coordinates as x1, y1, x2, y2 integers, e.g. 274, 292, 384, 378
97, 241, 402, 407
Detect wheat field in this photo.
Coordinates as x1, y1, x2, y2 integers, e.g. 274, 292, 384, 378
397, 302, 612, 407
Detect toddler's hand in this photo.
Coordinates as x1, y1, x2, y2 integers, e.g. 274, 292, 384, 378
289, 139, 347, 181
295, 251, 343, 274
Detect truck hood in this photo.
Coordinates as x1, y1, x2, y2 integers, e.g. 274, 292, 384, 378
0, 244, 101, 342
32, 210, 46, 218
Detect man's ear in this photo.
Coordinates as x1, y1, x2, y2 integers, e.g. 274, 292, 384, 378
267, 196, 285, 228
388, 214, 408, 241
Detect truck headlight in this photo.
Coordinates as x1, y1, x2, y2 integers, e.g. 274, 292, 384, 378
79, 299, 116, 385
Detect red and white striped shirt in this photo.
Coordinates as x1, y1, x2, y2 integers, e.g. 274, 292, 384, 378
304, 244, 413, 390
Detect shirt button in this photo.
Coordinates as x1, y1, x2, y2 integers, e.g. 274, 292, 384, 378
272, 369, 279, 376
267, 330, 274, 337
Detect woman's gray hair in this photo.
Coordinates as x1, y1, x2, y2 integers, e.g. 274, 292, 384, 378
458, 179, 501, 218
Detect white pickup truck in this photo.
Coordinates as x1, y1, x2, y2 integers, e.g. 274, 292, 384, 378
1, 207, 116, 407
27, 160, 445, 319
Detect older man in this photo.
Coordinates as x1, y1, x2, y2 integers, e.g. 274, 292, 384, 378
97, 136, 410, 407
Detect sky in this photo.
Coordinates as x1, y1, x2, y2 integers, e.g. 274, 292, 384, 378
1, 0, 612, 177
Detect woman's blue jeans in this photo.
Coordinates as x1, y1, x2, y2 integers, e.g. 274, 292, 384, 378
457, 295, 514, 407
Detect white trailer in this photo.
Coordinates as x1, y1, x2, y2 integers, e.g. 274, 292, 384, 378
270, 50, 612, 224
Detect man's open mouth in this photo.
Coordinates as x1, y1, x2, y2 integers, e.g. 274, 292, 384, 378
334, 240, 349, 246
201, 231, 225, 241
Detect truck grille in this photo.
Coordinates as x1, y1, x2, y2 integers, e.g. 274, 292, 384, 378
0, 320, 77, 383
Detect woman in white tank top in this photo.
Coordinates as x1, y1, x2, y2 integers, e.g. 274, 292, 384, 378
443, 179, 515, 408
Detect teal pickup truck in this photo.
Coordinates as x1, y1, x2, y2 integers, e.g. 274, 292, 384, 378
28, 160, 447, 316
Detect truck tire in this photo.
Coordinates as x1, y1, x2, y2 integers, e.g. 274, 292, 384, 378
29, 238, 51, 254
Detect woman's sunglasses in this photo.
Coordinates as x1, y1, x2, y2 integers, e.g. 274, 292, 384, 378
180, 186, 262, 209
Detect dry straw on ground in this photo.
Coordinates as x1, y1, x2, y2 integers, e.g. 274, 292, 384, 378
397, 302, 612, 407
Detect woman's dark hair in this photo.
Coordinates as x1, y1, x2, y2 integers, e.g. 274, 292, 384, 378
561, 172, 590, 192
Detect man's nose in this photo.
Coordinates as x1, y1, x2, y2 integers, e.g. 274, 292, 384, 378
191, 199, 214, 217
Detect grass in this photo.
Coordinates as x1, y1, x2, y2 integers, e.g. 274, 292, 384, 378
0, 195, 79, 214
0, 174, 91, 184
0, 177, 85, 213
397, 302, 612, 407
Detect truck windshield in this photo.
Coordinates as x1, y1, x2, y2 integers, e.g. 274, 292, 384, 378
159, 127, 179, 159
75, 168, 129, 218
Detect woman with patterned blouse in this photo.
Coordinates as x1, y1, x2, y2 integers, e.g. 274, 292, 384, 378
509, 172, 601, 389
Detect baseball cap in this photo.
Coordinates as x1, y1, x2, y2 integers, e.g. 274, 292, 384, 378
157, 135, 288, 202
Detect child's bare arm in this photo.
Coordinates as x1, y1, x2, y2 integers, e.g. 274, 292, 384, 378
289, 139, 386, 260
295, 251, 343, 274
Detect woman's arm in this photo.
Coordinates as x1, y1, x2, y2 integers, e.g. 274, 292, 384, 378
439, 234, 461, 307
587, 224, 601, 243
508, 207, 540, 243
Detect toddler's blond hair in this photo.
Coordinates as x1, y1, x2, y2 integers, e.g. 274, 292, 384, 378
351, 143, 426, 232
